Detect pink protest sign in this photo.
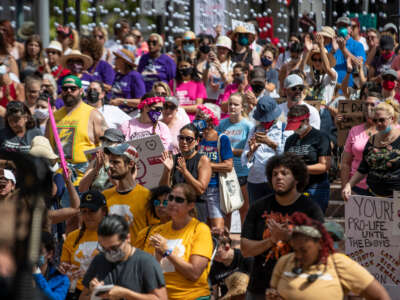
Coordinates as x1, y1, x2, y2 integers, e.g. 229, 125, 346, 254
48, 99, 68, 177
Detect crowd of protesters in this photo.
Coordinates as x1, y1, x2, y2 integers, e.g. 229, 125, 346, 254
0, 14, 397, 300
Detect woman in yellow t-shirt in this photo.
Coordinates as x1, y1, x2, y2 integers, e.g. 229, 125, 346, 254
143, 183, 213, 300
267, 212, 390, 300
60, 190, 108, 299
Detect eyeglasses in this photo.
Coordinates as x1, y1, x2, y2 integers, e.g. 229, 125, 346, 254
178, 135, 195, 143
151, 106, 163, 113
97, 241, 124, 253
148, 40, 158, 46
168, 194, 186, 204
134, 34, 142, 39
373, 117, 390, 123
62, 86, 79, 92
163, 103, 176, 110
290, 86, 304, 92
311, 58, 322, 62
68, 59, 83, 65
156, 92, 168, 97
153, 199, 168, 207
94, 35, 104, 40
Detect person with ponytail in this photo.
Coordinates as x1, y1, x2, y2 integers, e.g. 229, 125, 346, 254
343, 98, 400, 200
60, 191, 107, 300
267, 212, 390, 300
120, 91, 173, 151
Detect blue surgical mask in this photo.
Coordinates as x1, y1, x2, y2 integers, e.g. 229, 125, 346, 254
183, 43, 195, 54
338, 27, 348, 38
238, 34, 249, 46
380, 125, 392, 134
261, 57, 273, 67
38, 255, 45, 267
123, 44, 136, 53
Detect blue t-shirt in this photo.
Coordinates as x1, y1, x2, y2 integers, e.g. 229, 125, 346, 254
326, 38, 366, 87
198, 134, 233, 187
217, 118, 254, 177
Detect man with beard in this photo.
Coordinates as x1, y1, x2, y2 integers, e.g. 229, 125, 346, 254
102, 143, 159, 244
279, 74, 321, 130
86, 80, 130, 129
240, 152, 324, 300
46, 75, 107, 186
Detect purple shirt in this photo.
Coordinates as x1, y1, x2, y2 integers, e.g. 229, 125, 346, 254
88, 60, 115, 86
137, 53, 176, 92
111, 71, 146, 99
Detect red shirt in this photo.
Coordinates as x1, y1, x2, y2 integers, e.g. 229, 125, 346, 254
51, 65, 70, 80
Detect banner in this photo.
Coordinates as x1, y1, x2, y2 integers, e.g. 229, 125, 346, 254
231, 19, 256, 35
128, 135, 165, 189
194, 0, 225, 35
337, 100, 364, 146
346, 195, 400, 298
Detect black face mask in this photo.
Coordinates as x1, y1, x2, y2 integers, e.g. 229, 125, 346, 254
233, 74, 244, 84
86, 89, 100, 104
179, 67, 192, 77
251, 83, 265, 94
199, 45, 211, 54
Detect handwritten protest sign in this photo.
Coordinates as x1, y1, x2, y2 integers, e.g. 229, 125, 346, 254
128, 135, 165, 189
231, 19, 256, 34
194, 0, 226, 35
274, 99, 321, 111
346, 195, 400, 298
337, 100, 364, 146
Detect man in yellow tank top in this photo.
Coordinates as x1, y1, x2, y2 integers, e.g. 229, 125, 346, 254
102, 143, 159, 244
46, 75, 108, 185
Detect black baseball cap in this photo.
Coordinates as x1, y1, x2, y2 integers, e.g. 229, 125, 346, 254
80, 190, 107, 211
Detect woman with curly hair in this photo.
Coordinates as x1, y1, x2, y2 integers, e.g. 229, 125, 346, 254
80, 36, 115, 91
0, 27, 19, 77
0, 20, 24, 60
18, 34, 46, 80
267, 212, 390, 300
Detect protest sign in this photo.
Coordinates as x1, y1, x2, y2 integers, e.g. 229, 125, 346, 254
346, 195, 400, 298
305, 100, 321, 111
128, 135, 165, 189
337, 100, 364, 146
194, 0, 225, 35
231, 19, 256, 34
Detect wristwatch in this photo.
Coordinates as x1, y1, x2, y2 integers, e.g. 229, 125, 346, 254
162, 249, 172, 258
123, 99, 128, 105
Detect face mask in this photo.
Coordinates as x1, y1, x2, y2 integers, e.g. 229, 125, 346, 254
148, 110, 161, 123
104, 248, 125, 263
179, 67, 192, 77
380, 125, 392, 134
183, 43, 195, 54
123, 44, 136, 53
193, 119, 207, 131
382, 80, 396, 91
49, 162, 59, 173
70, 63, 83, 74
261, 57, 273, 67
38, 255, 45, 267
262, 121, 274, 131
238, 34, 249, 46
251, 83, 265, 94
34, 108, 49, 120
86, 89, 100, 104
382, 51, 394, 61
338, 27, 348, 38
233, 74, 244, 84
296, 123, 309, 136
333, 242, 339, 250
199, 45, 211, 54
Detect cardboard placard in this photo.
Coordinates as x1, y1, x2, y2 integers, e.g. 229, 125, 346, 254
346, 195, 400, 298
305, 100, 321, 111
127, 135, 165, 189
194, 0, 226, 35
231, 19, 256, 35
337, 100, 364, 146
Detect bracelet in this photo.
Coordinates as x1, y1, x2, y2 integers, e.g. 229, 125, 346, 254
162, 249, 172, 258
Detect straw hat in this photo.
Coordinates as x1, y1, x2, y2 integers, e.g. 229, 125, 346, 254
60, 50, 93, 70
113, 48, 136, 66
216, 36, 232, 51
17, 21, 35, 40
182, 31, 198, 41
29, 136, 59, 160
233, 26, 255, 44
220, 272, 249, 300
318, 26, 335, 39
307, 46, 336, 68
45, 40, 63, 55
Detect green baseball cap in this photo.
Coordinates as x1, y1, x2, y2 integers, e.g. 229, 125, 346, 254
62, 75, 82, 88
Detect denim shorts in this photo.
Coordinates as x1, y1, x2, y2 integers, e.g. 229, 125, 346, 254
202, 186, 224, 219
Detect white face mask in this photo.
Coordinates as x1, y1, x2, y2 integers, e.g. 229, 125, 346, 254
296, 124, 309, 136
34, 108, 49, 120
49, 162, 59, 173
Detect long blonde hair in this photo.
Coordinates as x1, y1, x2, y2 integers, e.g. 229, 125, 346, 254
374, 98, 400, 123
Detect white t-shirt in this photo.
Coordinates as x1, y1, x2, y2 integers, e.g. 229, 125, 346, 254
306, 68, 338, 105
279, 101, 321, 130
98, 105, 131, 129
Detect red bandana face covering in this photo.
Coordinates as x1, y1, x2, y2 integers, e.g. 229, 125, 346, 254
382, 51, 394, 61
262, 121, 274, 130
382, 80, 396, 91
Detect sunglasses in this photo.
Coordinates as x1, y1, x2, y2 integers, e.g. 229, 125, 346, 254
151, 106, 163, 113
163, 103, 176, 110
311, 58, 322, 62
148, 40, 158, 46
47, 50, 59, 55
290, 86, 304, 92
62, 86, 79, 92
168, 194, 186, 204
178, 135, 195, 143
156, 92, 168, 97
134, 34, 142, 39
153, 199, 168, 207
373, 117, 389, 123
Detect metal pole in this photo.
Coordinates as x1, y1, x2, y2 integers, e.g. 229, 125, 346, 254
15, 0, 24, 31
75, 0, 81, 33
326, 0, 333, 26
63, 0, 68, 25
36, 0, 50, 47
92, 0, 98, 24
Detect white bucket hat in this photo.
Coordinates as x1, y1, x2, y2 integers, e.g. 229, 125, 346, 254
45, 40, 63, 54
216, 36, 232, 51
